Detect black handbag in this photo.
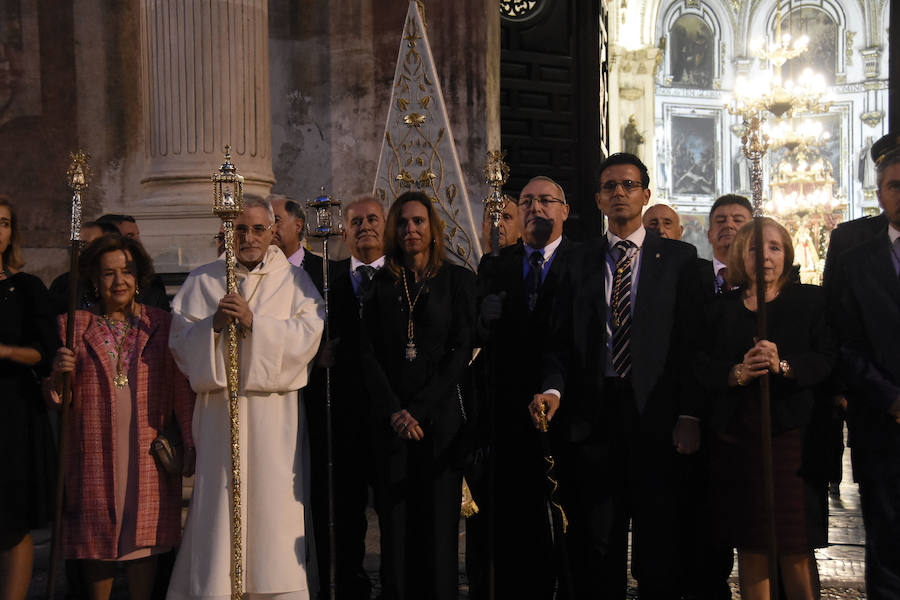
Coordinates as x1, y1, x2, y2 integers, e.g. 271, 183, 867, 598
150, 418, 183, 477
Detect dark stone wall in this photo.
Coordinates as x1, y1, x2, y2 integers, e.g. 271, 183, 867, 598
269, 0, 499, 214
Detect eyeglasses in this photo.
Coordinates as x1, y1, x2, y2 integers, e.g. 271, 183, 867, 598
235, 224, 273, 237
599, 180, 643, 193
518, 195, 566, 209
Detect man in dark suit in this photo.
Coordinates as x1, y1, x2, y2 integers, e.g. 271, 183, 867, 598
307, 195, 385, 599
837, 138, 900, 597
270, 194, 324, 291
696, 194, 752, 296
820, 142, 891, 502
473, 175, 577, 598
530, 153, 704, 598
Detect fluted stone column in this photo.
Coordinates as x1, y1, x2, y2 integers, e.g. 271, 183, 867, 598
137, 0, 273, 272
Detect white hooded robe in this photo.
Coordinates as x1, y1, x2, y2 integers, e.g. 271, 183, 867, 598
167, 247, 324, 600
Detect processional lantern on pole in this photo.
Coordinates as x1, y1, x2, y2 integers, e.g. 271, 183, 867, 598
47, 151, 92, 600
483, 150, 510, 257
211, 145, 246, 600
304, 186, 343, 597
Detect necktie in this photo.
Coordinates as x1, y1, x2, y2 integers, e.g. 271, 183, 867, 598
611, 240, 636, 377
891, 237, 900, 278
356, 265, 376, 298
525, 251, 545, 312
716, 267, 729, 295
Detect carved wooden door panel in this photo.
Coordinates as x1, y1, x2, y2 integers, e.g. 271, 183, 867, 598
500, 0, 607, 240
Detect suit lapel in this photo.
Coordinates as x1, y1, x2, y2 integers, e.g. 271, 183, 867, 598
590, 237, 609, 317
864, 234, 900, 305
634, 234, 664, 324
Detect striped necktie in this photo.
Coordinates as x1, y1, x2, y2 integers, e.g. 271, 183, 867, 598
611, 240, 636, 377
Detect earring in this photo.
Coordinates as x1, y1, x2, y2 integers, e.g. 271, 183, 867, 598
135, 284, 140, 296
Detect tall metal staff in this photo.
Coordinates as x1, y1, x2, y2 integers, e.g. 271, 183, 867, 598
212, 146, 246, 600
47, 151, 91, 599
735, 113, 780, 599
480, 150, 510, 600
305, 188, 344, 597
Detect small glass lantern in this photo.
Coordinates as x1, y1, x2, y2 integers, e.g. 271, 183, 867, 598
305, 186, 344, 239
212, 145, 244, 220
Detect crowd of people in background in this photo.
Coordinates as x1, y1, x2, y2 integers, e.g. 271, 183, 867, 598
0, 131, 898, 600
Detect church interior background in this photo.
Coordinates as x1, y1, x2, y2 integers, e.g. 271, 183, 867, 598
4, 0, 892, 287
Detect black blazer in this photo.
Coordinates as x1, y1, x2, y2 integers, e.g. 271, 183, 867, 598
323, 258, 375, 421
824, 212, 887, 322
362, 263, 476, 453
697, 284, 836, 436
476, 238, 578, 440
838, 229, 900, 471
302, 252, 325, 295
542, 231, 704, 441
696, 257, 717, 298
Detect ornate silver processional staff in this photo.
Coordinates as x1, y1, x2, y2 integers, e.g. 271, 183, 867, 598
483, 150, 511, 257
212, 146, 246, 600
47, 151, 92, 600
305, 188, 344, 597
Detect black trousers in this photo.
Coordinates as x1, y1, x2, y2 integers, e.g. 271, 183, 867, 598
307, 401, 372, 600
674, 437, 734, 600
857, 463, 900, 599
566, 378, 682, 600
374, 434, 462, 600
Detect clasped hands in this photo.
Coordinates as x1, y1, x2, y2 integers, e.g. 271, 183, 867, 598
213, 292, 253, 331
390, 409, 424, 441
735, 338, 781, 384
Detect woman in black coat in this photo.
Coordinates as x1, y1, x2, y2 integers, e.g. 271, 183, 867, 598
0, 195, 57, 599
361, 191, 475, 600
698, 218, 835, 600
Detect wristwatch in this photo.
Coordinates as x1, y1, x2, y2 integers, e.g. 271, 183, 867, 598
779, 359, 791, 377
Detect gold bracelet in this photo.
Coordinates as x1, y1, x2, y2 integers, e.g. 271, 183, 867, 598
735, 364, 746, 386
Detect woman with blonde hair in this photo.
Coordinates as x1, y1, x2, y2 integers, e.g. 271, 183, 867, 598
698, 217, 834, 600
0, 195, 57, 599
361, 191, 476, 600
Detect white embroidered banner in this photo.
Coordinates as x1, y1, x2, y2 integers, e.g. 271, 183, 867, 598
372, 1, 483, 270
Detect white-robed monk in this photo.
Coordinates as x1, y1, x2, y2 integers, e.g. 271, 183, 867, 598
166, 198, 325, 600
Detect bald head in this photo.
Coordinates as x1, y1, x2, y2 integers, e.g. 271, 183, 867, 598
643, 204, 683, 240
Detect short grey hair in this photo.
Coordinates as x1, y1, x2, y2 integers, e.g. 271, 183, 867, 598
343, 194, 385, 224
522, 175, 566, 205
243, 194, 275, 225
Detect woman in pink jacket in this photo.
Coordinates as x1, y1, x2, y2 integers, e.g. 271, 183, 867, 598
50, 234, 194, 600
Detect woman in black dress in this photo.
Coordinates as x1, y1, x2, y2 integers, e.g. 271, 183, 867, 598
361, 191, 475, 600
0, 195, 57, 599
698, 217, 834, 600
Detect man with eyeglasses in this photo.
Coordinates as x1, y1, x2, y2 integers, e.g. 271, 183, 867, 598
167, 196, 325, 599
470, 175, 578, 598
529, 153, 704, 598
